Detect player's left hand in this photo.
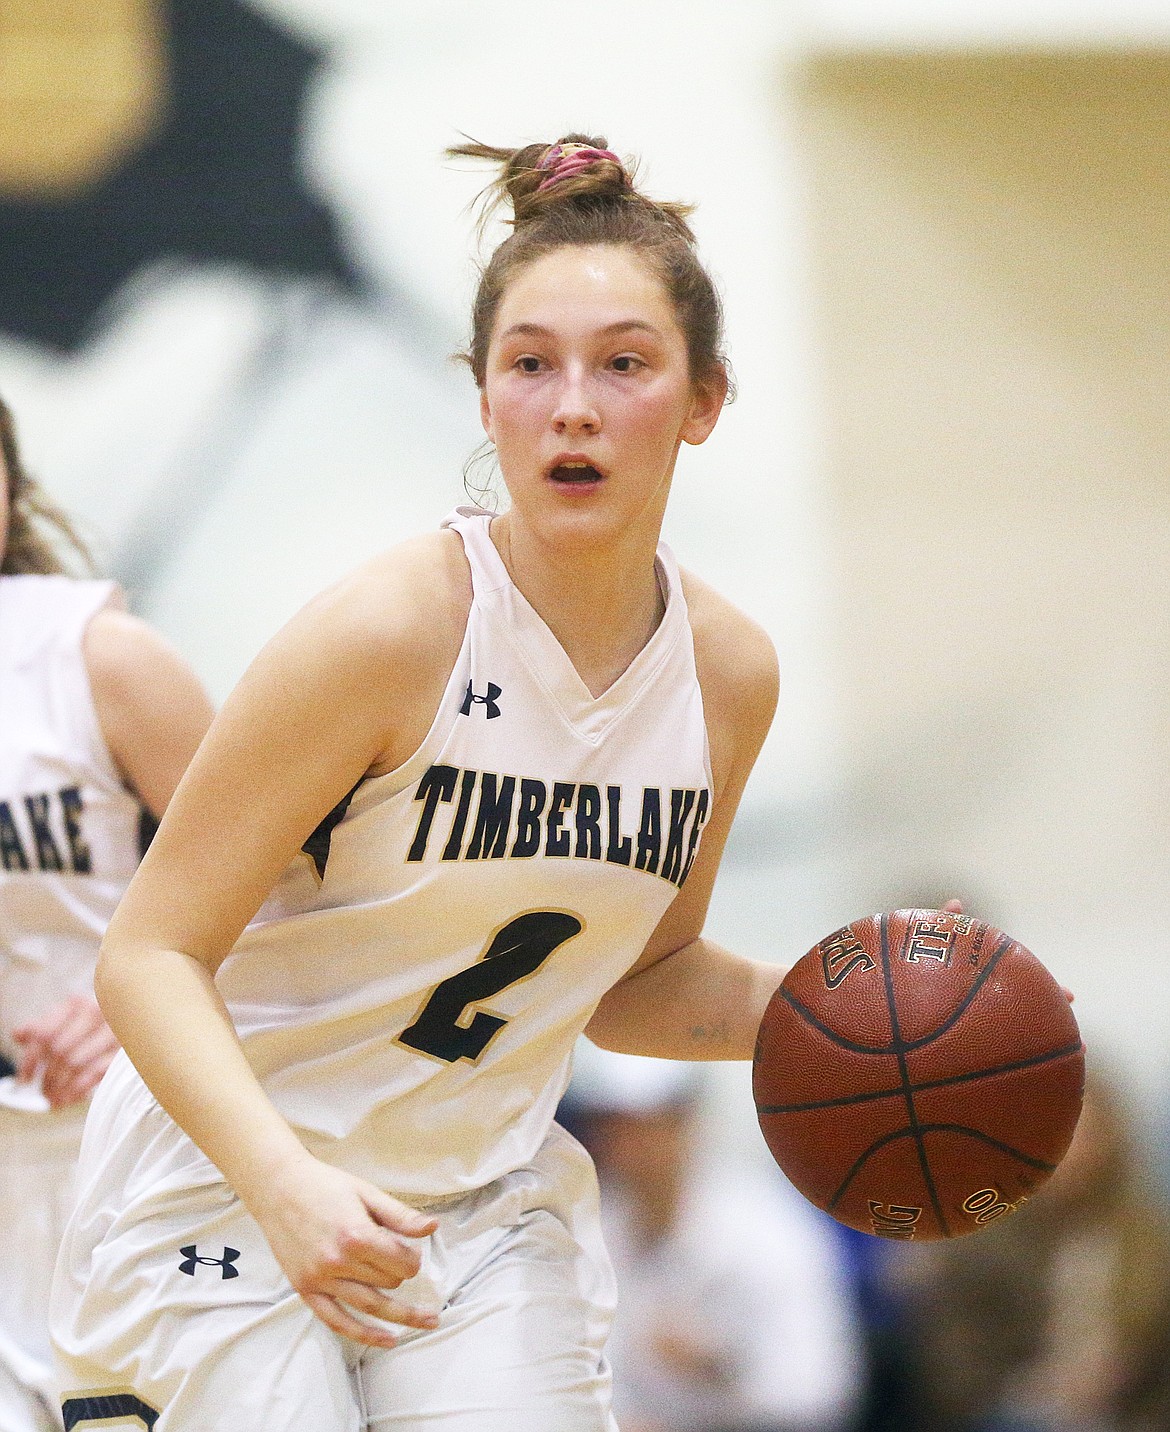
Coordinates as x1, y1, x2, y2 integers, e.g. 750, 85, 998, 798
943, 899, 1073, 1003
12, 995, 120, 1108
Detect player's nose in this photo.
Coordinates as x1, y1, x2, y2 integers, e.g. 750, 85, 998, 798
551, 370, 600, 435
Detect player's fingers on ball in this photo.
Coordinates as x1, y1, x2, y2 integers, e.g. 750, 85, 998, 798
302, 1292, 398, 1349
335, 1281, 439, 1331
943, 898, 964, 913
1063, 986, 1075, 1004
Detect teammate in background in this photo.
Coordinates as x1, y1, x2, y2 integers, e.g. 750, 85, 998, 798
566, 1047, 865, 1432
52, 135, 784, 1431
0, 394, 215, 1432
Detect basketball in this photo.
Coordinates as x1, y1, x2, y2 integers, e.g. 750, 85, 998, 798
753, 909, 1084, 1241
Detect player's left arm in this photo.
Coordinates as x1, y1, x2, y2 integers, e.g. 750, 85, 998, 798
13, 607, 215, 1108
585, 578, 784, 1061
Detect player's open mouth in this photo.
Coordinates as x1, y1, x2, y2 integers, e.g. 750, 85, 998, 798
548, 461, 605, 486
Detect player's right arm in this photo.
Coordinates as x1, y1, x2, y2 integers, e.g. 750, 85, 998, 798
93, 532, 470, 1346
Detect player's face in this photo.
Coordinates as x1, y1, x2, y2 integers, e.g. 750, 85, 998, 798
480, 245, 724, 547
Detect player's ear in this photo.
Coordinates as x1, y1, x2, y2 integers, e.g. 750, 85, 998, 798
680, 367, 727, 447
479, 387, 495, 443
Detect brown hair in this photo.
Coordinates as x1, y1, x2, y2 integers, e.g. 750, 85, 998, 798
1, 392, 94, 575
449, 133, 732, 397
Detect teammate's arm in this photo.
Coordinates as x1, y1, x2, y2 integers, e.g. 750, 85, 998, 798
13, 605, 215, 1108
84, 605, 216, 819
585, 583, 784, 1061
92, 535, 469, 1346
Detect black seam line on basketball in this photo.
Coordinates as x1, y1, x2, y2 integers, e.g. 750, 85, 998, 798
825, 1122, 1056, 1212
755, 1039, 1085, 1115
775, 931, 1017, 1058
899, 933, 1016, 1051
918, 1123, 1057, 1172
881, 914, 950, 1236
776, 988, 902, 1055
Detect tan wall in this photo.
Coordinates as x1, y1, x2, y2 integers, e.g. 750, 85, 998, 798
793, 53, 1170, 1081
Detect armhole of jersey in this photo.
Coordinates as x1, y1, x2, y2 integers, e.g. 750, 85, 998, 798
668, 557, 716, 796
357, 537, 476, 802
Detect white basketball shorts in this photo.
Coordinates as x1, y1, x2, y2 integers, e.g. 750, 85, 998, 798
51, 1097, 618, 1432
0, 1097, 86, 1432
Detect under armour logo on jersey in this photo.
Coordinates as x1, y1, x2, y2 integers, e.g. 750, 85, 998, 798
178, 1244, 240, 1279
460, 681, 502, 719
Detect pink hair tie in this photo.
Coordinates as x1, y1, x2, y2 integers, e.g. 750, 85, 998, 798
536, 143, 622, 192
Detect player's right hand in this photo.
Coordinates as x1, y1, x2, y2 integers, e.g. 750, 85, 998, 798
245, 1153, 440, 1347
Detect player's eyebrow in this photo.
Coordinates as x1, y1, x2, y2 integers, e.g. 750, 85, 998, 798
498, 320, 663, 341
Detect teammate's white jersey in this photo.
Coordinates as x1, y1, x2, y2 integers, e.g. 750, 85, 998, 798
101, 508, 713, 1199
0, 576, 144, 1075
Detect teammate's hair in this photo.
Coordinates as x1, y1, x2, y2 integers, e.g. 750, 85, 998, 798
0, 392, 94, 575
449, 133, 732, 397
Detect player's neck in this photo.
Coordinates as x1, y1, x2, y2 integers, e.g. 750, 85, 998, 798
490, 513, 665, 700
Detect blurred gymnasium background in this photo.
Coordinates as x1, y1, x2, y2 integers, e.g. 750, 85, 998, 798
2, 3, 1169, 1423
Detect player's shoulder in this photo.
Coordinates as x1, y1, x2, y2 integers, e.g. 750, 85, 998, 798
291, 529, 470, 681
83, 603, 212, 726
679, 567, 779, 737
82, 601, 159, 695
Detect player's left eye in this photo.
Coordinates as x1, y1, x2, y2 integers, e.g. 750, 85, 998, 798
611, 355, 643, 373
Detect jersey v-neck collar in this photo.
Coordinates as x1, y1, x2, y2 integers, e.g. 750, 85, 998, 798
455, 509, 685, 746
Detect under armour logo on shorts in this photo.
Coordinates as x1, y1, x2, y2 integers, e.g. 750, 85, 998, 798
178, 1244, 241, 1279
460, 680, 502, 719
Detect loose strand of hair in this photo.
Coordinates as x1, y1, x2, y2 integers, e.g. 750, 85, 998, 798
1, 396, 96, 576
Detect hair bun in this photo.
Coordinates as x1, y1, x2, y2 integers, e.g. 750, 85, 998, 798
447, 131, 727, 399
534, 142, 625, 193
450, 133, 633, 230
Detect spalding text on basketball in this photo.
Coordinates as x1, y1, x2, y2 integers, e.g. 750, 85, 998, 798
820, 925, 876, 989
868, 1201, 923, 1240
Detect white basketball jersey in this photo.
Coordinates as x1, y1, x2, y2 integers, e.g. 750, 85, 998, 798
0, 576, 145, 1073
210, 509, 713, 1199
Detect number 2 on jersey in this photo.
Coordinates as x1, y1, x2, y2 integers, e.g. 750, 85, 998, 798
398, 910, 583, 1063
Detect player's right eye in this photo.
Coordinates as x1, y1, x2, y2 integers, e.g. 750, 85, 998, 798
515, 355, 543, 374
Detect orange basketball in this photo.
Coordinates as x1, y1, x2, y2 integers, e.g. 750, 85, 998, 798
753, 909, 1084, 1240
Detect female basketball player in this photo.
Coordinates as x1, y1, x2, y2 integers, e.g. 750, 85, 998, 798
51, 137, 785, 1432
0, 394, 213, 1432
